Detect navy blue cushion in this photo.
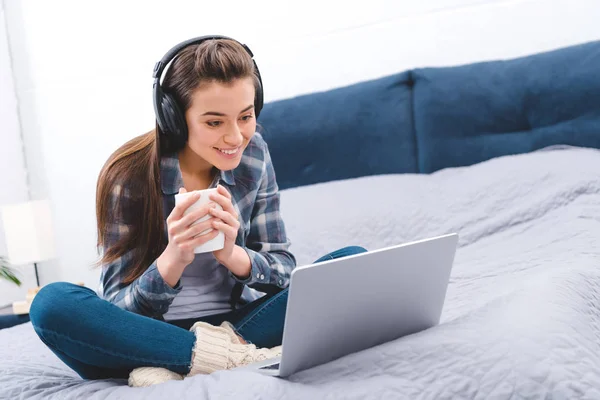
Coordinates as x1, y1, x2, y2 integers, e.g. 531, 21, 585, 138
258, 72, 416, 189
412, 40, 600, 173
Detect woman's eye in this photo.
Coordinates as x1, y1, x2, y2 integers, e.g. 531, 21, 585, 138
241, 115, 253, 122
207, 121, 222, 127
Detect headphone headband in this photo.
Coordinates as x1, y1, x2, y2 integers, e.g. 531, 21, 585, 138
152, 35, 239, 79
152, 35, 264, 152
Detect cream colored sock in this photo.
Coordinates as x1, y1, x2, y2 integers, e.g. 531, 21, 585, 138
128, 367, 183, 387
189, 320, 243, 344
188, 323, 283, 376
129, 322, 283, 387
128, 321, 233, 388
220, 321, 245, 344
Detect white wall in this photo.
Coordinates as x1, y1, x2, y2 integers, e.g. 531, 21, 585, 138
3, 0, 600, 289
0, 0, 35, 306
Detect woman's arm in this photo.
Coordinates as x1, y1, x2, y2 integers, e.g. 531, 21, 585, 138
99, 251, 182, 318
99, 184, 217, 317
228, 140, 296, 294
98, 183, 182, 318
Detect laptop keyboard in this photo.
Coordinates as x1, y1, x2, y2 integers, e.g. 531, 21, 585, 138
259, 362, 280, 370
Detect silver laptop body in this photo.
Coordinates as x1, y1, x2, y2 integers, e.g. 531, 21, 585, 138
241, 233, 459, 377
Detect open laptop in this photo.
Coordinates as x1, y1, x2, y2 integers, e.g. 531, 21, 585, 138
238, 233, 459, 378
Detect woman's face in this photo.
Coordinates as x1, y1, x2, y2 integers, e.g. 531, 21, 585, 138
184, 77, 256, 171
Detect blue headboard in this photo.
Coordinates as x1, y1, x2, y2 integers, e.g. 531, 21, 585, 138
259, 40, 600, 190
258, 72, 416, 189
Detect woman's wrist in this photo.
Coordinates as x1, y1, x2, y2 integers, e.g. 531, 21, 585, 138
156, 251, 187, 288
219, 245, 251, 279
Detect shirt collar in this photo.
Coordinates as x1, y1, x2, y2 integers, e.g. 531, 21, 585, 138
160, 153, 236, 195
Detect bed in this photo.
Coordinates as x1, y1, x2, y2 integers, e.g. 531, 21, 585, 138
2, 145, 600, 399
2, 40, 600, 399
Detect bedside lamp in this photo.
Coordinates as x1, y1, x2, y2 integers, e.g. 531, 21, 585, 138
1, 199, 56, 288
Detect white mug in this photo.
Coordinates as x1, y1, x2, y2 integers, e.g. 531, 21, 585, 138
174, 188, 225, 253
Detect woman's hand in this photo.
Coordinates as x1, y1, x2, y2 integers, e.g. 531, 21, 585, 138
157, 188, 219, 287
209, 185, 251, 278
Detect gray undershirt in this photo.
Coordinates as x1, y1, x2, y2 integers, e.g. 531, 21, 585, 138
163, 252, 236, 321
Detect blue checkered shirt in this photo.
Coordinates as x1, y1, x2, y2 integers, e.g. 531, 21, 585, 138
98, 133, 296, 318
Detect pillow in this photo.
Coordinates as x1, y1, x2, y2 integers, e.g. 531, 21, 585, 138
259, 72, 417, 189
412, 40, 600, 173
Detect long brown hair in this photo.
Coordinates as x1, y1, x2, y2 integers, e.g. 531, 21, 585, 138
96, 39, 260, 284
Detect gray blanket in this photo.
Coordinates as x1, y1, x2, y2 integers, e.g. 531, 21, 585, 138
2, 145, 600, 399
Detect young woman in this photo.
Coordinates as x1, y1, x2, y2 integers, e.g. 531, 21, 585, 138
29, 35, 366, 387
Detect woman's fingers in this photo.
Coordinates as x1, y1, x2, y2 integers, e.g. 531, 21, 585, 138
174, 217, 217, 243
177, 202, 217, 228
186, 228, 220, 250
217, 184, 231, 199
168, 190, 200, 223
209, 188, 237, 216
208, 206, 239, 228
212, 220, 238, 239
168, 186, 238, 243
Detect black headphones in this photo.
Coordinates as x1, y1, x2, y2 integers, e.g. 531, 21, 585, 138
152, 35, 264, 150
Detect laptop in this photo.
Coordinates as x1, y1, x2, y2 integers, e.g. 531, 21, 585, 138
239, 233, 459, 377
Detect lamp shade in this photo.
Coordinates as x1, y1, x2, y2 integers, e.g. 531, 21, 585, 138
1, 199, 56, 265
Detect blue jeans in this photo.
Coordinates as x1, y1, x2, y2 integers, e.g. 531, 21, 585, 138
0, 313, 30, 330
30, 246, 367, 380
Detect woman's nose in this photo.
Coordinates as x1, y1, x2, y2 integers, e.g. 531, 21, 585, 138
224, 125, 244, 146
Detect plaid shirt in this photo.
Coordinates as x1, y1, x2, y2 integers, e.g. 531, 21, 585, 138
98, 133, 296, 318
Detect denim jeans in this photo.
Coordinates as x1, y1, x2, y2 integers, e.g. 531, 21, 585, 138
0, 313, 30, 330
30, 246, 367, 380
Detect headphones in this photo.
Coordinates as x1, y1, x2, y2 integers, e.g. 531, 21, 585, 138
152, 35, 264, 150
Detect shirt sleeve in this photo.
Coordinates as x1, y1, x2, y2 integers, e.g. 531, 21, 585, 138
230, 140, 297, 293
98, 184, 181, 318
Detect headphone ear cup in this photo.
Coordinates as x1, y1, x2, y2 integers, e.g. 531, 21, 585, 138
252, 61, 264, 118
161, 93, 188, 148
254, 84, 264, 119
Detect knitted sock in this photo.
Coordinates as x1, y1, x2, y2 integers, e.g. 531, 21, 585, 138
127, 321, 230, 387
129, 322, 282, 387
128, 367, 183, 387
220, 321, 246, 344
188, 323, 231, 375
189, 320, 243, 344
188, 323, 282, 376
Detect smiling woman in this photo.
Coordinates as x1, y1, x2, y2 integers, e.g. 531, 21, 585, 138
179, 79, 257, 185
27, 35, 366, 387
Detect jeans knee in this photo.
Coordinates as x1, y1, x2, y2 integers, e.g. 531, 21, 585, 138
333, 246, 368, 259
30, 282, 94, 332
341, 246, 368, 255
314, 245, 368, 263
